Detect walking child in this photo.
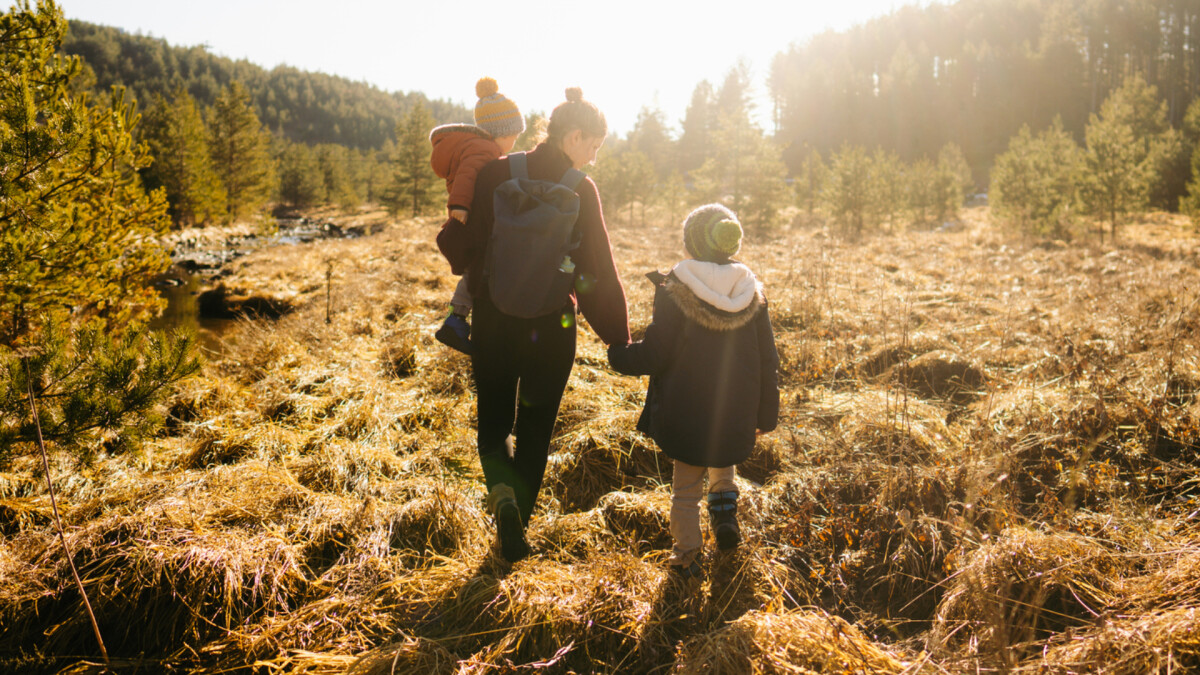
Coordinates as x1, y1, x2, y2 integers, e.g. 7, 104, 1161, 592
608, 204, 780, 578
431, 77, 525, 354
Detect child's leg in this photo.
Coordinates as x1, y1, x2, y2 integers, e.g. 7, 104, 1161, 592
437, 273, 474, 354
450, 273, 473, 317
707, 466, 736, 494
706, 466, 740, 550
670, 459, 707, 567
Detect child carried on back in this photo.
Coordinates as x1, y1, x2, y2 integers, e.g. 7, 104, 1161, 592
608, 204, 780, 578
431, 77, 524, 354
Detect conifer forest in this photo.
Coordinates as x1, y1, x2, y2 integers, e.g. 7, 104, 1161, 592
3, 0, 1200, 673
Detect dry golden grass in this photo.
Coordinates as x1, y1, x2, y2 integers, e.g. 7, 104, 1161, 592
677, 608, 912, 674
3, 207, 1200, 673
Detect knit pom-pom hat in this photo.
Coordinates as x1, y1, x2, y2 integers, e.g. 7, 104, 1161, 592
474, 77, 525, 139
683, 203, 743, 264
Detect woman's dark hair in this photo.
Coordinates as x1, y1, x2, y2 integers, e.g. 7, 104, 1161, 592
546, 87, 607, 145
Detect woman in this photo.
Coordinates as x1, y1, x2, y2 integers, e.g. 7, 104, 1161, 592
439, 87, 630, 562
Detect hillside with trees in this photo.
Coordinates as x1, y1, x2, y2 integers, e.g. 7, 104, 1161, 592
60, 20, 470, 150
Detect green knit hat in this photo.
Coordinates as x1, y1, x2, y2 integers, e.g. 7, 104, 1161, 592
683, 203, 742, 263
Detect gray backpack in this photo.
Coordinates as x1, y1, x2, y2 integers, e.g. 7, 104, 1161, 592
484, 151, 585, 319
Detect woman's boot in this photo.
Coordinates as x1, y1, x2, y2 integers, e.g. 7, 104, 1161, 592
487, 483, 529, 562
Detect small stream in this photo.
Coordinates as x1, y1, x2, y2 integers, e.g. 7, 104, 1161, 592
150, 217, 378, 355
149, 271, 237, 355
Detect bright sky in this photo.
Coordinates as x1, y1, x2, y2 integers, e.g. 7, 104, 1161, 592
59, 0, 913, 135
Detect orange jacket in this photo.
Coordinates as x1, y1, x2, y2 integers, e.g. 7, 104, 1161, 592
429, 124, 503, 213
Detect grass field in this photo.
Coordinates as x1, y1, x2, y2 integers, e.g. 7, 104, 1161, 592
3, 207, 1200, 673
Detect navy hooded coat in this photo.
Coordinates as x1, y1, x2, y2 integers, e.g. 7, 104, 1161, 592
607, 263, 780, 468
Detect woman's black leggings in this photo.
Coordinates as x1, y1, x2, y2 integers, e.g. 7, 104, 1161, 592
471, 293, 576, 525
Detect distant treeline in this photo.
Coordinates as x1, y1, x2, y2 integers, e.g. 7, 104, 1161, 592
62, 20, 471, 150
59, 2, 1200, 235
769, 0, 1200, 175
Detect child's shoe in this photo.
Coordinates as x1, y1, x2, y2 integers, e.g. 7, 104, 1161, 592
435, 312, 473, 355
669, 559, 704, 580
707, 490, 740, 550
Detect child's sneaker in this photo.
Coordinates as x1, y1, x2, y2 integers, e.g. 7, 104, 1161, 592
707, 490, 740, 550
669, 559, 704, 580
435, 312, 473, 355
494, 496, 529, 562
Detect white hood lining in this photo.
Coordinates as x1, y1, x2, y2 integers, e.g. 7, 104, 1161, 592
671, 259, 759, 313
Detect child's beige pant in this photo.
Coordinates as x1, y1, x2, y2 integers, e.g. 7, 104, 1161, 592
670, 459, 736, 566
451, 273, 473, 314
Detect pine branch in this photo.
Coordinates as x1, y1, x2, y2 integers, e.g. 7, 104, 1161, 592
24, 359, 109, 670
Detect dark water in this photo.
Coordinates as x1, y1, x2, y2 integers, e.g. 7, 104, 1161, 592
150, 270, 236, 356
149, 217, 371, 356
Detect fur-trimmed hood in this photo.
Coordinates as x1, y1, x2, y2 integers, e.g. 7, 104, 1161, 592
663, 259, 764, 331
429, 123, 493, 143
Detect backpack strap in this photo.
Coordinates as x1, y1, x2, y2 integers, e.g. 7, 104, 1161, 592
508, 151, 528, 180
559, 167, 585, 190
510, 150, 585, 190
558, 168, 586, 252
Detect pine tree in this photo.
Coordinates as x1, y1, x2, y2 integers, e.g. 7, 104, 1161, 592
906, 158, 941, 227
1080, 87, 1154, 242
1148, 129, 1189, 212
1182, 99, 1200, 222
793, 148, 827, 224
1, 0, 199, 460
316, 143, 359, 208
141, 86, 226, 226
715, 62, 752, 120
384, 102, 439, 217
937, 143, 974, 206
690, 65, 792, 231
1184, 97, 1200, 147
590, 147, 633, 223
276, 141, 325, 209
825, 144, 874, 238
870, 148, 904, 231
210, 80, 276, 221
678, 81, 715, 175
629, 105, 674, 179
740, 137, 790, 232
1183, 147, 1200, 224
659, 170, 688, 227
906, 156, 959, 228
990, 119, 1082, 238
365, 144, 393, 204
623, 151, 656, 226
1096, 75, 1186, 213
685, 64, 787, 232
692, 106, 788, 230
932, 156, 963, 224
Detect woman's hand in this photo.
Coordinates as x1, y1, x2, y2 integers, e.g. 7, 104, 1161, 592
449, 208, 468, 223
